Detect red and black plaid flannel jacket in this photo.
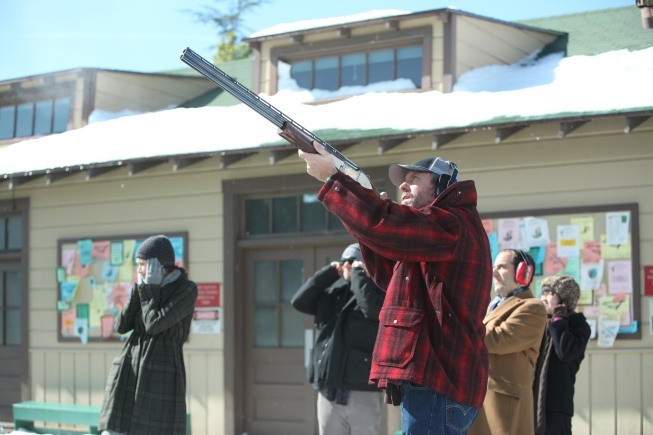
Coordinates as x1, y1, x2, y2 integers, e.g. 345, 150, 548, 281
319, 171, 492, 408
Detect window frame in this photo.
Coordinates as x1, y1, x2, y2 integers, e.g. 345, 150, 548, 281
270, 26, 433, 95
0, 83, 74, 140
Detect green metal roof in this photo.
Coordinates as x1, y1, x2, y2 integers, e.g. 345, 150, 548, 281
520, 6, 653, 56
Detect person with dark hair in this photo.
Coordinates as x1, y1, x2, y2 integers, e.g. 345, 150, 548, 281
534, 275, 591, 435
298, 145, 492, 435
469, 248, 547, 435
99, 235, 198, 435
291, 243, 385, 435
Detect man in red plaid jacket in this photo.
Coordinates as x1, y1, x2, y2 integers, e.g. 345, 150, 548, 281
299, 144, 492, 435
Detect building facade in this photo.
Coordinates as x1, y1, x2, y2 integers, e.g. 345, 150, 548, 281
1, 7, 652, 435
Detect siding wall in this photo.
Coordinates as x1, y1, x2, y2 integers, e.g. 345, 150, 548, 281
6, 162, 228, 434
0, 115, 651, 434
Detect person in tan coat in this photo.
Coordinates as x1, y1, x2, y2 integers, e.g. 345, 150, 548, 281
469, 249, 547, 435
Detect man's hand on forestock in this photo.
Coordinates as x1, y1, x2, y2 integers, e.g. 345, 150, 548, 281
298, 143, 337, 182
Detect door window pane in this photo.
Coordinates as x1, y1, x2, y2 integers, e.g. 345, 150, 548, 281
0, 106, 15, 139
290, 60, 312, 89
341, 54, 366, 87
281, 305, 304, 347
397, 46, 423, 88
255, 306, 278, 347
273, 197, 297, 233
6, 271, 21, 308
245, 198, 270, 236
15, 103, 34, 137
369, 50, 394, 84
7, 216, 22, 250
280, 259, 303, 302
254, 261, 277, 303
34, 100, 53, 135
314, 57, 338, 91
53, 98, 70, 133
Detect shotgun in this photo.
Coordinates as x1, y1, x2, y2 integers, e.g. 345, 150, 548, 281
179, 47, 374, 190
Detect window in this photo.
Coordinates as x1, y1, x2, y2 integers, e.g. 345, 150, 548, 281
0, 97, 71, 140
244, 194, 344, 237
288, 45, 423, 92
0, 215, 22, 251
0, 205, 26, 347
253, 259, 304, 348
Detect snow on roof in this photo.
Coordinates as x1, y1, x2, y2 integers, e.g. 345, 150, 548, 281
1, 47, 652, 177
248, 10, 410, 38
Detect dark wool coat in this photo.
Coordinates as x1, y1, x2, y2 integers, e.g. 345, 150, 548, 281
533, 311, 591, 434
469, 290, 547, 435
99, 274, 198, 435
319, 172, 492, 408
291, 264, 384, 391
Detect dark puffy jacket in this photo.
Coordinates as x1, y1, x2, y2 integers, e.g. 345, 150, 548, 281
291, 264, 384, 391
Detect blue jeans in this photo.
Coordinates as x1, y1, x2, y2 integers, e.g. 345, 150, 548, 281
401, 382, 479, 435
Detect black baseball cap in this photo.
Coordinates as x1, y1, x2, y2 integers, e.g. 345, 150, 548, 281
389, 157, 459, 187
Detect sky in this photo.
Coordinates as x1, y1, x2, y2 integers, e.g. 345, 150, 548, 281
1, 44, 651, 176
0, 0, 636, 82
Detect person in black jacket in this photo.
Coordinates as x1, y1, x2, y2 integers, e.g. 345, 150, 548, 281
291, 243, 385, 435
533, 275, 591, 435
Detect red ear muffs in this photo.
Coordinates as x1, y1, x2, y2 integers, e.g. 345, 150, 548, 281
515, 261, 533, 286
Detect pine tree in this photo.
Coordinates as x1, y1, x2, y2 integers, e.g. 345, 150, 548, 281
188, 0, 268, 63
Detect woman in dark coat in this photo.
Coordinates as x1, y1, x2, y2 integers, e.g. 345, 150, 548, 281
99, 235, 198, 435
534, 275, 591, 435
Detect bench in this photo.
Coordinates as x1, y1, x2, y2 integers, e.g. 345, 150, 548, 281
13, 401, 191, 434
13, 401, 101, 434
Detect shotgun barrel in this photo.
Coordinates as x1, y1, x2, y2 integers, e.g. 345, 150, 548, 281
179, 47, 374, 190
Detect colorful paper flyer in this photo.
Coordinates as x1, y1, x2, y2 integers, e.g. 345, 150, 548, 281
607, 260, 633, 294
606, 211, 630, 245
570, 216, 595, 243
498, 218, 521, 250
557, 224, 580, 258
544, 242, 567, 275
582, 240, 601, 263
523, 217, 550, 248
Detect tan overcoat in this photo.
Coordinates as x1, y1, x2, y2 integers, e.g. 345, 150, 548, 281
469, 290, 547, 435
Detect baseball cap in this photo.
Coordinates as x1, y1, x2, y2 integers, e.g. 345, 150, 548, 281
389, 157, 459, 188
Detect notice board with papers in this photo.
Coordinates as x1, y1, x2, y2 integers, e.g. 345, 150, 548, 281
481, 203, 640, 341
56, 232, 188, 342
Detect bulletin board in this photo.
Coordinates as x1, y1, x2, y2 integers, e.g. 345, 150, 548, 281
56, 232, 188, 342
481, 203, 640, 341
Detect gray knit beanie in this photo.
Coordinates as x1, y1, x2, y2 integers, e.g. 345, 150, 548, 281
541, 275, 581, 311
136, 235, 176, 266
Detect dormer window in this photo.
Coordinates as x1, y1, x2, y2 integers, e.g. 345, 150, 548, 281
288, 45, 423, 91
270, 26, 432, 97
0, 97, 71, 140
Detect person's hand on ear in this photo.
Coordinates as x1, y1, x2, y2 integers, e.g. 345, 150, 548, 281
144, 258, 164, 285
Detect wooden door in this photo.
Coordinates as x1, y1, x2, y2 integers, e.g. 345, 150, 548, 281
243, 245, 343, 435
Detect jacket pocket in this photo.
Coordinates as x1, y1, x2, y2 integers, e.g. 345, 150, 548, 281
374, 306, 424, 368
